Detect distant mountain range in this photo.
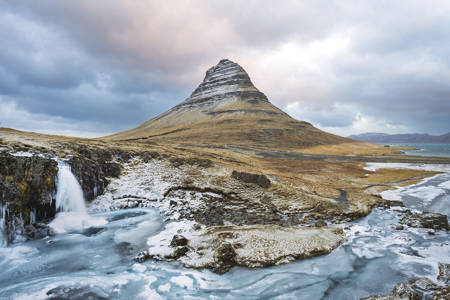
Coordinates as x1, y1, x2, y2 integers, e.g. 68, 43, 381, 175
348, 132, 450, 143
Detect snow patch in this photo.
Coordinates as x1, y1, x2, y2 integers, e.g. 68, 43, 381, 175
158, 283, 171, 292
132, 263, 147, 273
171, 275, 195, 290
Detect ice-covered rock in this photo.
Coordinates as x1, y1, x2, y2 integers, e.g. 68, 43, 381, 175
147, 220, 346, 274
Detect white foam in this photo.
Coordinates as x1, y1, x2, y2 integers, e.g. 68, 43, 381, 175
49, 212, 107, 233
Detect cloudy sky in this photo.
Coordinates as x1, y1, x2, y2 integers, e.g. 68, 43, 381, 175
1, 0, 449, 138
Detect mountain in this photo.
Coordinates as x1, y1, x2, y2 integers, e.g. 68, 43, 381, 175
105, 59, 353, 150
348, 132, 450, 143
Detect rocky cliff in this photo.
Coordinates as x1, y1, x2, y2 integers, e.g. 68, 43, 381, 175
0, 143, 121, 245
104, 59, 352, 150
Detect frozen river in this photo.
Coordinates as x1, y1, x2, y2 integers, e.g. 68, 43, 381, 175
1, 164, 450, 299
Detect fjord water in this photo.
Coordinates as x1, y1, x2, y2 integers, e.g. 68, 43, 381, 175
378, 143, 450, 157
0, 165, 450, 299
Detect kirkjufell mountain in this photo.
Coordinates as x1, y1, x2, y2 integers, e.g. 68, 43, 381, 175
105, 59, 352, 149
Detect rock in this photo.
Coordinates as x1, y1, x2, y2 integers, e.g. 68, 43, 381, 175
192, 223, 202, 230
121, 152, 132, 162
413, 277, 439, 290
0, 153, 58, 243
392, 283, 417, 299
389, 223, 404, 230
362, 267, 450, 299
241, 173, 259, 183
134, 251, 150, 263
400, 212, 449, 231
214, 242, 237, 275
438, 263, 450, 283
34, 223, 49, 228
174, 246, 189, 258
170, 234, 188, 247
68, 155, 120, 202
170, 158, 183, 167
257, 175, 270, 188
427, 229, 436, 235
314, 220, 327, 227
231, 171, 271, 188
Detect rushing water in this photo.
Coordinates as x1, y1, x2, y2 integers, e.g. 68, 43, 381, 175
377, 143, 450, 157
0, 164, 450, 299
50, 163, 107, 234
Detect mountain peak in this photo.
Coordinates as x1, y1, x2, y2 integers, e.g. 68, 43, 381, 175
175, 59, 269, 111
105, 59, 352, 150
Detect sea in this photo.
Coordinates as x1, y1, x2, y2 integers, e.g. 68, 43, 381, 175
377, 142, 450, 157
1, 148, 450, 299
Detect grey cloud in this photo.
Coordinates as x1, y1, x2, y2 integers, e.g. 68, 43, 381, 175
1, 0, 449, 137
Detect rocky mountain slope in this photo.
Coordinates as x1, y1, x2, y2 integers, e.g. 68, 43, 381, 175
348, 132, 450, 143
105, 59, 352, 150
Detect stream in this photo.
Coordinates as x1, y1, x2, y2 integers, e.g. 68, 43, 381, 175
0, 167, 450, 299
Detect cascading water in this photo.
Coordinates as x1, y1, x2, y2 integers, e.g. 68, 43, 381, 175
0, 203, 8, 248
54, 164, 87, 213
49, 162, 106, 233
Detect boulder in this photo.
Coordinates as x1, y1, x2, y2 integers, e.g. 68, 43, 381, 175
257, 175, 271, 188
174, 246, 189, 258
214, 242, 237, 275
241, 173, 259, 183
231, 171, 271, 188
400, 212, 449, 231
438, 263, 450, 283
362, 272, 450, 299
134, 251, 150, 263
170, 234, 188, 247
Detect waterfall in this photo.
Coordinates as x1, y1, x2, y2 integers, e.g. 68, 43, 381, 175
50, 162, 106, 233
54, 164, 87, 213
0, 203, 8, 247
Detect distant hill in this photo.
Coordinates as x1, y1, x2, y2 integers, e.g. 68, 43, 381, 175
105, 59, 355, 150
348, 132, 450, 143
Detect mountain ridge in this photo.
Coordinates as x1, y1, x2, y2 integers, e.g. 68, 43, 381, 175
348, 132, 450, 143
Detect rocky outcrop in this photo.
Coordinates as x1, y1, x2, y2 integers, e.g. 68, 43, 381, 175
68, 145, 122, 201
174, 59, 272, 112
0, 144, 122, 245
213, 242, 237, 275
362, 269, 450, 299
231, 170, 270, 188
0, 153, 58, 214
146, 221, 346, 274
400, 212, 449, 231
0, 153, 58, 244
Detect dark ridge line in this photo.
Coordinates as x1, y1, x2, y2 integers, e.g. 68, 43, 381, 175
122, 128, 191, 141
